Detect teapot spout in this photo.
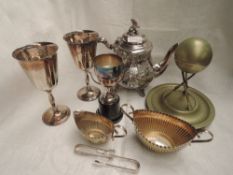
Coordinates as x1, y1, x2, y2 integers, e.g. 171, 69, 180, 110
153, 43, 178, 77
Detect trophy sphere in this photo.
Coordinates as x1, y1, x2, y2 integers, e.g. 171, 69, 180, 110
175, 37, 213, 73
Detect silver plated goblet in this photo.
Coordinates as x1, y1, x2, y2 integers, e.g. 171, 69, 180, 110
12, 42, 70, 126
63, 30, 101, 101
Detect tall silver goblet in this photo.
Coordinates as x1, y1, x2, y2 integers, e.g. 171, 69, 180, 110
12, 42, 70, 126
63, 30, 101, 101
93, 54, 124, 123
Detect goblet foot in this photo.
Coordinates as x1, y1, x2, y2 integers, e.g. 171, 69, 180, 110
42, 105, 70, 126
77, 86, 101, 101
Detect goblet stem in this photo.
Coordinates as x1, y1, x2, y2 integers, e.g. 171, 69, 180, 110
85, 70, 91, 90
47, 90, 58, 113
86, 70, 101, 85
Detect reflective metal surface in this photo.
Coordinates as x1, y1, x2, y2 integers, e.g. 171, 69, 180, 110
12, 42, 58, 91
63, 30, 100, 101
146, 83, 215, 129
146, 37, 215, 129
102, 19, 178, 95
12, 42, 70, 126
94, 54, 124, 88
93, 54, 124, 122
121, 104, 213, 153
73, 111, 127, 144
175, 37, 213, 73
63, 30, 99, 70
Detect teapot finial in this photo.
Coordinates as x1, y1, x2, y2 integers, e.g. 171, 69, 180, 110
128, 19, 140, 35
131, 19, 139, 28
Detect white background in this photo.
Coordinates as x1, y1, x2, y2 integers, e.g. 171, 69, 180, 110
0, 0, 233, 174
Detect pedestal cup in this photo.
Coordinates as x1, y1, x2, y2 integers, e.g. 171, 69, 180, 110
12, 42, 70, 126
93, 53, 124, 123
63, 30, 101, 101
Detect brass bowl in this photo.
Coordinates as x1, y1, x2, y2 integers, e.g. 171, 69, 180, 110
121, 104, 213, 153
74, 111, 127, 144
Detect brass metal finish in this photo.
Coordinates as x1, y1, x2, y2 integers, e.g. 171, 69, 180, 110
175, 37, 213, 73
146, 83, 215, 129
73, 111, 127, 144
74, 144, 140, 173
12, 42, 70, 126
146, 37, 215, 129
63, 30, 100, 101
121, 104, 213, 153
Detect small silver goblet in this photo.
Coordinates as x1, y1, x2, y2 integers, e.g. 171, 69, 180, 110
12, 42, 70, 126
63, 30, 101, 101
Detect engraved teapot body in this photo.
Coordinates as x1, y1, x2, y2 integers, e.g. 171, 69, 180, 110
99, 19, 178, 96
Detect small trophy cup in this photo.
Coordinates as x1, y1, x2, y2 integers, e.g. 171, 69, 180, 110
93, 54, 124, 123
63, 30, 101, 101
12, 42, 70, 126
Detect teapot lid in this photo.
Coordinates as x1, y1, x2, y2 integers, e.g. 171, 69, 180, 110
117, 19, 152, 53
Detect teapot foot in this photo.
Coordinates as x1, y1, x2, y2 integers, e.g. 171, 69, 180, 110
137, 88, 145, 97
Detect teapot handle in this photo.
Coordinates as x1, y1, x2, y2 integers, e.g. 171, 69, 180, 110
153, 43, 179, 77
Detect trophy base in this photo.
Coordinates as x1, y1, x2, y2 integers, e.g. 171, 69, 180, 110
77, 86, 101, 101
42, 105, 70, 126
97, 97, 123, 123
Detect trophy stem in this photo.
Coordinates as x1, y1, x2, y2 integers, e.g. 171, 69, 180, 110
105, 87, 115, 101
106, 87, 112, 94
47, 90, 58, 113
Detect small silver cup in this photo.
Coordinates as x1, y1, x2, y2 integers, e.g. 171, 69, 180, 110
93, 54, 124, 123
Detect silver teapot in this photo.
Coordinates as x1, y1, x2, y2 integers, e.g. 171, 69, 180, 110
99, 19, 178, 96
